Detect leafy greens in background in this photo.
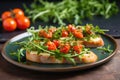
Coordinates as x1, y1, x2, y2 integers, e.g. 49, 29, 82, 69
23, 0, 119, 25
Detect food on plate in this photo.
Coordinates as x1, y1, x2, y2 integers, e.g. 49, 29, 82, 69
11, 24, 108, 65
26, 50, 98, 64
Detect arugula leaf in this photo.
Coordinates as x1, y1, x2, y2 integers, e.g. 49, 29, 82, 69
11, 48, 25, 62
24, 0, 119, 25
97, 45, 113, 53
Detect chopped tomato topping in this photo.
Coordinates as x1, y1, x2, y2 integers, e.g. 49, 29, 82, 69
73, 45, 83, 53
53, 40, 60, 47
73, 30, 83, 38
46, 41, 56, 50
68, 24, 76, 33
62, 30, 69, 37
39, 30, 52, 38
60, 44, 70, 53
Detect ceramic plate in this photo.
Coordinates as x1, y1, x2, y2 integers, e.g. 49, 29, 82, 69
1, 32, 117, 72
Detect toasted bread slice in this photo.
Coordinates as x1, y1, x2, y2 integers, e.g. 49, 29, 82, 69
26, 51, 98, 64
26, 51, 63, 63
83, 37, 104, 47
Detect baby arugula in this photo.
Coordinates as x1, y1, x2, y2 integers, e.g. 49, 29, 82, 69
10, 24, 112, 64
23, 0, 119, 25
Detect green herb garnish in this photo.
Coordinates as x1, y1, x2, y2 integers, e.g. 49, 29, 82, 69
23, 0, 119, 25
97, 45, 113, 53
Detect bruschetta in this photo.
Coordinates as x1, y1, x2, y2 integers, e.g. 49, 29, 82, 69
12, 24, 107, 64
26, 50, 98, 64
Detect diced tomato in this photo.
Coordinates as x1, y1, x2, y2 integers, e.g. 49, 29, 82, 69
73, 30, 83, 38
39, 30, 52, 38
44, 31, 52, 38
62, 30, 68, 37
53, 40, 60, 47
60, 44, 70, 53
46, 41, 56, 50
73, 45, 83, 53
68, 24, 76, 33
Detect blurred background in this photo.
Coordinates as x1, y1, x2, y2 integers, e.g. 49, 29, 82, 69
0, 0, 120, 40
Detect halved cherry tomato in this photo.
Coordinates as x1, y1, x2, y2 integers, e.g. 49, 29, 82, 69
1, 11, 11, 20
46, 41, 56, 50
68, 24, 76, 33
13, 8, 24, 18
16, 16, 30, 30
39, 30, 52, 38
3, 18, 17, 31
60, 44, 70, 53
62, 30, 68, 37
43, 31, 52, 38
73, 30, 83, 38
73, 45, 83, 53
53, 40, 60, 47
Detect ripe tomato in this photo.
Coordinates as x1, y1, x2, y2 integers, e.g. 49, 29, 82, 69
53, 40, 60, 47
46, 41, 57, 50
73, 45, 83, 53
13, 8, 24, 18
1, 11, 11, 20
3, 18, 17, 31
68, 24, 76, 33
62, 30, 68, 37
43, 31, 52, 38
73, 30, 83, 38
39, 30, 52, 38
16, 16, 30, 30
60, 44, 70, 53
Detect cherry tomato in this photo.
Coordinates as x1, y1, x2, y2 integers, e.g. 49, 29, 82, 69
68, 24, 76, 33
3, 18, 17, 31
62, 30, 68, 37
73, 30, 83, 38
73, 45, 83, 53
16, 16, 30, 30
13, 8, 24, 18
39, 30, 52, 38
53, 40, 60, 47
1, 11, 11, 20
46, 41, 56, 50
60, 44, 70, 53
43, 31, 52, 38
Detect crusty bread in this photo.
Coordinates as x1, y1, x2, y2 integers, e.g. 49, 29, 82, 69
81, 51, 98, 63
83, 37, 104, 47
26, 51, 98, 64
26, 51, 63, 63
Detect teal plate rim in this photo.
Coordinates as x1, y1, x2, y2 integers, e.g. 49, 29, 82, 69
1, 32, 118, 72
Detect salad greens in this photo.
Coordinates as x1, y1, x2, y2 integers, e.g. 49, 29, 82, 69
10, 24, 112, 64
23, 0, 119, 25
97, 45, 113, 53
